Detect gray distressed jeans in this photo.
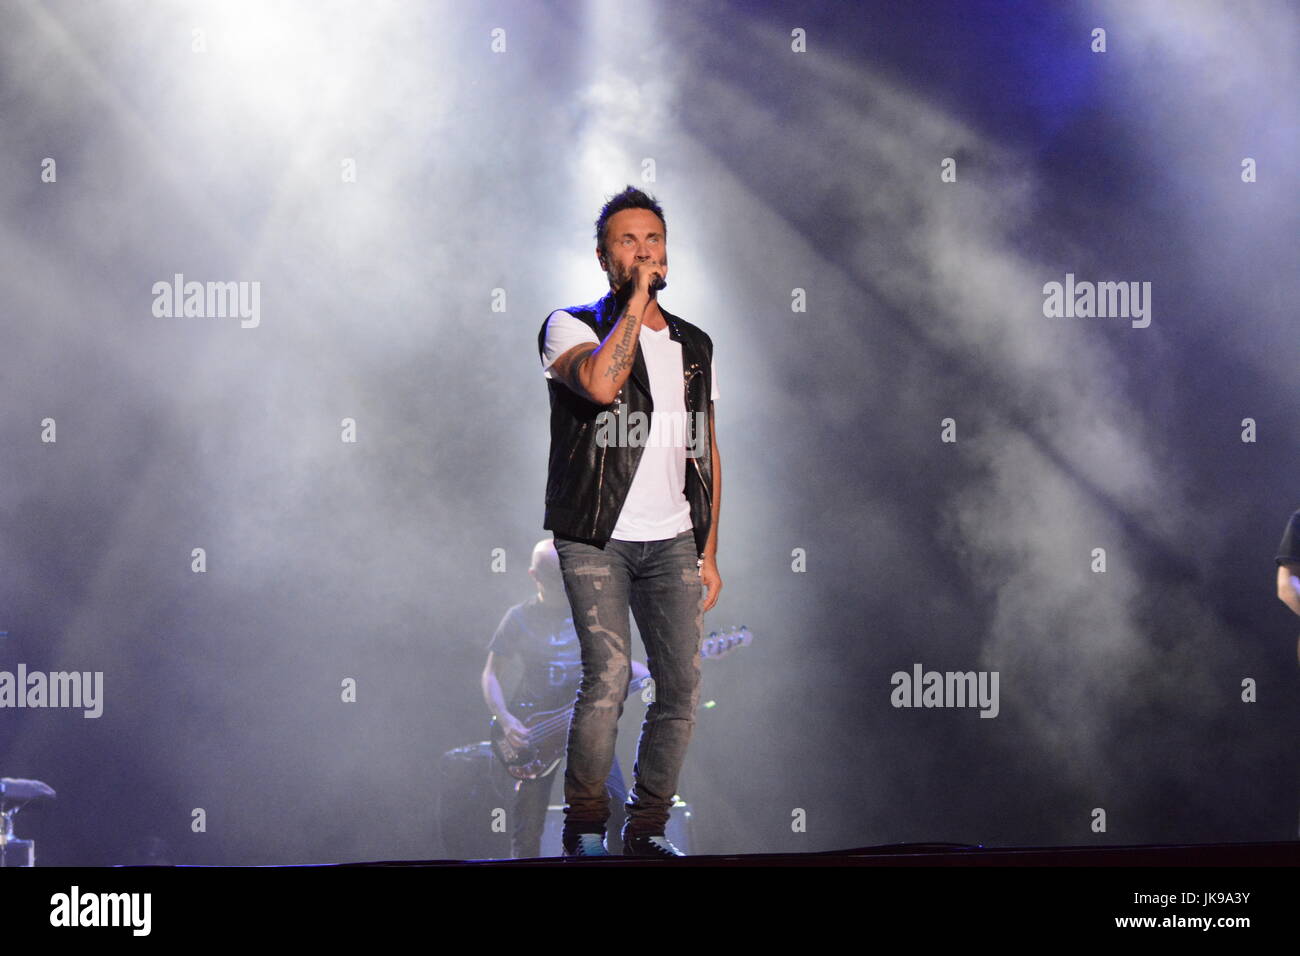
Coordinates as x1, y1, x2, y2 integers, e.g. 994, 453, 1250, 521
553, 529, 704, 839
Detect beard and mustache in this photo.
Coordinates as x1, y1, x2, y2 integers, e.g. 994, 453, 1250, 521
607, 254, 668, 296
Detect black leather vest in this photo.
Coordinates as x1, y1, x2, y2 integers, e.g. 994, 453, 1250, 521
538, 290, 714, 559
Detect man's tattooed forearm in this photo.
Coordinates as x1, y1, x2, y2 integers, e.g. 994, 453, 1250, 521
604, 311, 639, 380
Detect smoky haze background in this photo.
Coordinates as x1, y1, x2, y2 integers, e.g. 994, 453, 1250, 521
1, 0, 1296, 863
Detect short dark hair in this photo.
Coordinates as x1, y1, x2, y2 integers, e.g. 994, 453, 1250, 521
595, 185, 666, 259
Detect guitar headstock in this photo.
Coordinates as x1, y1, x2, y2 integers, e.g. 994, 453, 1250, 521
700, 625, 753, 661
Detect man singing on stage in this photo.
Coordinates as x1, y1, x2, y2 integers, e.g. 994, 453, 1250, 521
538, 186, 722, 858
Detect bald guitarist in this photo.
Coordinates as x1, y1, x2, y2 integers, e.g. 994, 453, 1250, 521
482, 539, 647, 858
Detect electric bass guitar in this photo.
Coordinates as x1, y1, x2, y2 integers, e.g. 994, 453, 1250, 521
489, 625, 753, 780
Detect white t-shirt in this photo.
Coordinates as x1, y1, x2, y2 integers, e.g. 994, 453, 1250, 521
541, 309, 718, 542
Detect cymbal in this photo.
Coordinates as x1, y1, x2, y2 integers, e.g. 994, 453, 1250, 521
0, 777, 56, 806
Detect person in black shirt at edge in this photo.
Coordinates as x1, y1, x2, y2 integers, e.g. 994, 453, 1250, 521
482, 538, 650, 858
1272, 509, 1300, 837
1272, 509, 1300, 665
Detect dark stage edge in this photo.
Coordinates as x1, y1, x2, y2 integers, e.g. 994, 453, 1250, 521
310, 840, 1300, 867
